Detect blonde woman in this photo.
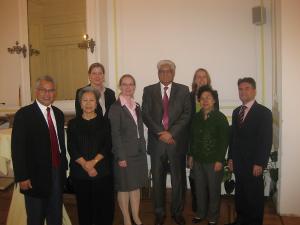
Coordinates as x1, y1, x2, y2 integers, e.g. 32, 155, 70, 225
109, 74, 147, 225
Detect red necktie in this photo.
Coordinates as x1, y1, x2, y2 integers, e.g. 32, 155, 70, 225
238, 105, 247, 127
162, 86, 169, 130
46, 107, 60, 168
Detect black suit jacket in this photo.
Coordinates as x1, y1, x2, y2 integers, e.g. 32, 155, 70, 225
228, 101, 273, 170
11, 101, 68, 198
75, 85, 116, 118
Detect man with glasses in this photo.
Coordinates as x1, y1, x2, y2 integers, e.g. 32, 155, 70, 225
142, 60, 191, 225
11, 75, 68, 225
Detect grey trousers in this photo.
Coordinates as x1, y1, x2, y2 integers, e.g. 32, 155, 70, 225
192, 161, 223, 223
151, 148, 185, 217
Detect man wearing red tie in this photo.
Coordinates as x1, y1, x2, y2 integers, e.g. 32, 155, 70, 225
142, 60, 191, 225
227, 77, 273, 225
11, 75, 68, 225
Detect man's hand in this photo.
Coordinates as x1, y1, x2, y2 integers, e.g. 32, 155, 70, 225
158, 131, 175, 144
227, 159, 233, 172
214, 162, 223, 172
118, 160, 128, 168
19, 179, 32, 190
253, 165, 263, 177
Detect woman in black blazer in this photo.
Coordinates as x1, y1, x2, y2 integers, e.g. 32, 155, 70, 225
68, 86, 114, 225
189, 68, 219, 213
75, 63, 116, 117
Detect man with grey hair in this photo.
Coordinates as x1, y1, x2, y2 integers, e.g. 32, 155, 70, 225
11, 75, 68, 225
142, 60, 192, 225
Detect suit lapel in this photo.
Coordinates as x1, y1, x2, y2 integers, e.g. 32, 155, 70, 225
117, 100, 137, 127
33, 101, 49, 131
52, 106, 64, 142
154, 83, 163, 115
238, 101, 258, 128
168, 82, 178, 122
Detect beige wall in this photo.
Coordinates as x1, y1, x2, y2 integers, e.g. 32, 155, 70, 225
0, 0, 22, 108
277, 0, 300, 216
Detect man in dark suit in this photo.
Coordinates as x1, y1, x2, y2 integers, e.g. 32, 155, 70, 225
75, 62, 116, 117
227, 77, 273, 225
11, 75, 68, 225
142, 60, 192, 225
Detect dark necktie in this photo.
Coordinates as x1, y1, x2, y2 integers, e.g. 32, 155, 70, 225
238, 105, 247, 127
162, 86, 169, 130
46, 107, 60, 168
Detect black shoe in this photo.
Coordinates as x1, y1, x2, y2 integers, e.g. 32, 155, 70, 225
192, 217, 203, 223
224, 222, 241, 225
172, 215, 186, 225
154, 215, 165, 225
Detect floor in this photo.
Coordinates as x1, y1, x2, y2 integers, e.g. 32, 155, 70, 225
1, 185, 299, 225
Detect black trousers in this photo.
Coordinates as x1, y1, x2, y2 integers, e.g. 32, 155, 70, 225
24, 167, 62, 225
234, 167, 264, 225
73, 175, 114, 225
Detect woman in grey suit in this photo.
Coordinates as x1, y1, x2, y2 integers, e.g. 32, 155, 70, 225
109, 74, 147, 225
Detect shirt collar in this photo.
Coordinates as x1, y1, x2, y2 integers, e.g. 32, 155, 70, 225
119, 95, 136, 108
160, 82, 172, 90
36, 99, 52, 113
243, 99, 255, 109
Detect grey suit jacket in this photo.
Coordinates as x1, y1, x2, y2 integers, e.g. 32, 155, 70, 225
108, 99, 146, 161
142, 82, 192, 154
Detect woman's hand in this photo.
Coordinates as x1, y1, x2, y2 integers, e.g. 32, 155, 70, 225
214, 162, 223, 172
118, 160, 127, 168
88, 168, 98, 177
84, 160, 97, 171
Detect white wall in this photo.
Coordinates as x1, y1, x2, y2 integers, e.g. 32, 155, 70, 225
105, 0, 273, 115
277, 0, 300, 216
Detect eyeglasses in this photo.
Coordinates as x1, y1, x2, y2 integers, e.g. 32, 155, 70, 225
38, 88, 56, 94
159, 69, 172, 74
90, 72, 104, 76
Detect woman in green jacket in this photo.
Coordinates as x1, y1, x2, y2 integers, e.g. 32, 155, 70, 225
188, 85, 229, 225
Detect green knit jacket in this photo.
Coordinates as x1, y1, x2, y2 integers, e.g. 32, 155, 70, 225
188, 110, 229, 163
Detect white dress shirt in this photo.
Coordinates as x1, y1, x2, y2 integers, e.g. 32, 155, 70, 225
160, 82, 172, 99
36, 100, 61, 152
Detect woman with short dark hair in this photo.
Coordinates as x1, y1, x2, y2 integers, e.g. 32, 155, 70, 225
68, 86, 114, 225
188, 86, 229, 225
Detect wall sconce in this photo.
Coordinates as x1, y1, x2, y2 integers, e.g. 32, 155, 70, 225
78, 34, 96, 53
7, 41, 27, 58
29, 44, 40, 56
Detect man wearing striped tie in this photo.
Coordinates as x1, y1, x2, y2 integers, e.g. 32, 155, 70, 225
227, 77, 273, 225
